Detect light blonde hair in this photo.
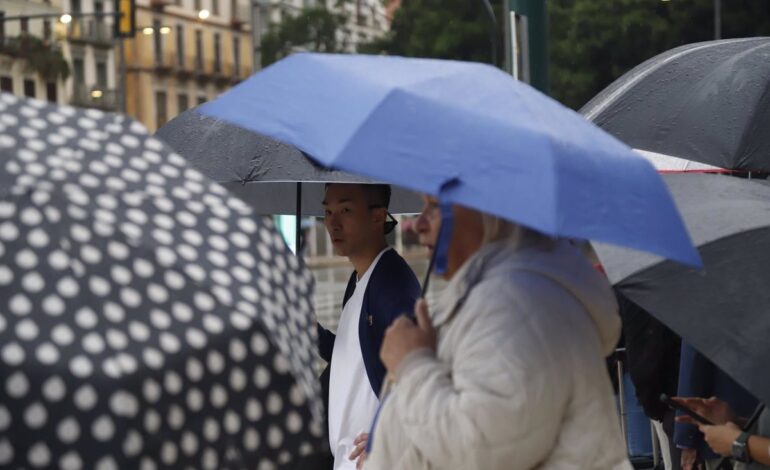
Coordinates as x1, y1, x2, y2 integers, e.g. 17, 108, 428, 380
481, 214, 556, 251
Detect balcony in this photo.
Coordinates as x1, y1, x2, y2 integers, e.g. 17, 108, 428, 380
67, 19, 114, 48
153, 50, 175, 74
150, 0, 175, 10
71, 84, 117, 111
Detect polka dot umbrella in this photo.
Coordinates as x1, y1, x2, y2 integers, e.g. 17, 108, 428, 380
0, 93, 325, 469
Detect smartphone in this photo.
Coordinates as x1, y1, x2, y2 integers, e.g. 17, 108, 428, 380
659, 393, 713, 425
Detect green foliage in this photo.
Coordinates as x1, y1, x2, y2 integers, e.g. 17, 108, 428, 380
0, 34, 71, 82
261, 6, 349, 68
359, 0, 503, 65
551, 0, 770, 109
362, 0, 770, 109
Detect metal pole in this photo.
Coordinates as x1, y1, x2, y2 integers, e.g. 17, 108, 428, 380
250, 0, 262, 71
295, 182, 302, 255
714, 0, 721, 40
480, 0, 498, 66
118, 39, 127, 112
616, 353, 628, 453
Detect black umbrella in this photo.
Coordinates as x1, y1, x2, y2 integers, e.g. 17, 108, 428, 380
0, 93, 325, 468
155, 109, 423, 246
594, 173, 770, 406
582, 37, 770, 172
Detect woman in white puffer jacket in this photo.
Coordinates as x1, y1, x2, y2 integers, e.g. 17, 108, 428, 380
358, 197, 632, 470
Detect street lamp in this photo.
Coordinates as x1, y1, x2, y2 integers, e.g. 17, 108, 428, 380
198, 9, 210, 20
141, 25, 171, 35
59, 14, 73, 24
90, 89, 104, 99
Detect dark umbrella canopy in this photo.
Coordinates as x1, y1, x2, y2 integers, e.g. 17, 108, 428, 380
0, 93, 325, 468
582, 37, 770, 172
155, 109, 423, 216
594, 173, 770, 406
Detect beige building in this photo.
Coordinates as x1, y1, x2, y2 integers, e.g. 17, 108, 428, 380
0, 0, 68, 104
123, 0, 254, 132
61, 0, 120, 111
252, 0, 390, 68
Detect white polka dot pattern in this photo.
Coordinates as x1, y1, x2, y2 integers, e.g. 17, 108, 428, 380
0, 94, 324, 468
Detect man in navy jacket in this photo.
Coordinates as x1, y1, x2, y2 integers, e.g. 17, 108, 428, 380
317, 183, 420, 470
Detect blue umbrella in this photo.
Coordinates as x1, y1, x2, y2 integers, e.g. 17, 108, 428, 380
199, 53, 700, 268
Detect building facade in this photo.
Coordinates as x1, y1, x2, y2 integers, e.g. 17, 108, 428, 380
60, 0, 120, 111
0, 0, 69, 104
251, 0, 390, 69
123, 0, 254, 132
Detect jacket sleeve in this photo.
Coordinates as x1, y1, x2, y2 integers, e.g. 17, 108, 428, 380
317, 323, 335, 363
673, 342, 714, 449
376, 293, 568, 469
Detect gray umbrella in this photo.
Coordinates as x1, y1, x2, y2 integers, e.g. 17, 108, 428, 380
582, 37, 770, 172
0, 93, 325, 468
594, 173, 770, 406
155, 108, 423, 217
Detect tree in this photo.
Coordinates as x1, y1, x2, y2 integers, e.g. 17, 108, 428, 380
261, 6, 348, 68
364, 0, 770, 109
360, 0, 503, 66
550, 0, 770, 109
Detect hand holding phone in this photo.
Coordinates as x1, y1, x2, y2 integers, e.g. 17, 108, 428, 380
660, 393, 714, 425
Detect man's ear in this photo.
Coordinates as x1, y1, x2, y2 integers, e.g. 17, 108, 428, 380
372, 207, 387, 225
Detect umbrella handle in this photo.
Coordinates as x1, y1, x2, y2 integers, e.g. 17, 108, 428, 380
420, 202, 454, 297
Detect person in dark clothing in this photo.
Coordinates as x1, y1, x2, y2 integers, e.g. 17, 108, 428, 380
316, 183, 420, 470
617, 293, 683, 469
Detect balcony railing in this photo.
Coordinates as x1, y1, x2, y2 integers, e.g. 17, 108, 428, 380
71, 84, 117, 111
67, 19, 114, 47
151, 52, 250, 83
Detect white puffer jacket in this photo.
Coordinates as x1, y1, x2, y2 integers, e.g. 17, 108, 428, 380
364, 240, 632, 470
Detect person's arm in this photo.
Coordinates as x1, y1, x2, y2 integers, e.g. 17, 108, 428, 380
674, 344, 714, 449
377, 297, 566, 469
747, 434, 770, 466
317, 323, 335, 362
698, 423, 770, 466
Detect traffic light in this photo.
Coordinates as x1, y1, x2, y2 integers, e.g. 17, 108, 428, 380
114, 0, 136, 38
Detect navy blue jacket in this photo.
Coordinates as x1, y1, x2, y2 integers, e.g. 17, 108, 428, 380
674, 341, 758, 458
317, 248, 421, 398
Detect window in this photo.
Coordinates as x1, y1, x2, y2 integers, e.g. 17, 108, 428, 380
195, 30, 203, 71
46, 82, 57, 103
72, 0, 82, 13
230, 0, 238, 20
197, 95, 207, 106
212, 0, 219, 16
176, 24, 185, 67
20, 17, 29, 34
233, 36, 240, 77
155, 91, 167, 128
194, 0, 201, 11
96, 61, 107, 86
213, 33, 221, 73
94, 1, 104, 23
153, 18, 163, 64
73, 58, 85, 84
43, 20, 52, 40
177, 93, 188, 113
23, 80, 35, 98
0, 76, 12, 93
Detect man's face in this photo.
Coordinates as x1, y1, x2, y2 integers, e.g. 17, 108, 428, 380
415, 195, 441, 252
415, 194, 484, 279
323, 184, 383, 258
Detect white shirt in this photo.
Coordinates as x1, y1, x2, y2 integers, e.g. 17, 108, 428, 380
328, 248, 389, 470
